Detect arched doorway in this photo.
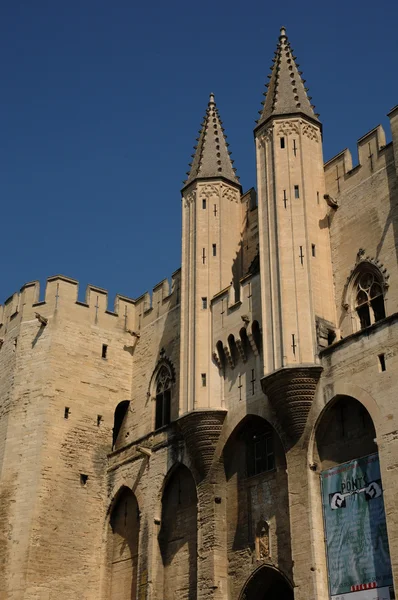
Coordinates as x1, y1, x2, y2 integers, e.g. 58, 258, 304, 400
240, 566, 293, 600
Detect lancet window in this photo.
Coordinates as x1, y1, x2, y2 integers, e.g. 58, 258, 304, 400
155, 366, 172, 429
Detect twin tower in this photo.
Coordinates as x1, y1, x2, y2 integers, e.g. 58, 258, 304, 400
179, 27, 335, 422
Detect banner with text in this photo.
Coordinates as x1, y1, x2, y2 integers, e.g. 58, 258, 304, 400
321, 453, 394, 600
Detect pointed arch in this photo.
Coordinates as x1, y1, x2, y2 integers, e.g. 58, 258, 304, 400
112, 400, 130, 450
239, 564, 294, 600
222, 415, 292, 585
343, 260, 388, 332
313, 395, 377, 470
157, 463, 197, 599
109, 487, 140, 600
148, 353, 176, 430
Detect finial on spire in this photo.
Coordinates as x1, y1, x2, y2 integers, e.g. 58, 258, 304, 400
280, 26, 287, 38
209, 93, 215, 105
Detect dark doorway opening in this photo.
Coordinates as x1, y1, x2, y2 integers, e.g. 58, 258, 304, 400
240, 566, 293, 600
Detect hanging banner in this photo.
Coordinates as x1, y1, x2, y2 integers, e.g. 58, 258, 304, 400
321, 453, 394, 600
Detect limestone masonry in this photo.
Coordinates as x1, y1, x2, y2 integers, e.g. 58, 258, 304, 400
1, 26, 398, 600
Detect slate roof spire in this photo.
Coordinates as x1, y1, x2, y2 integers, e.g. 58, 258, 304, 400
183, 93, 240, 189
256, 26, 320, 128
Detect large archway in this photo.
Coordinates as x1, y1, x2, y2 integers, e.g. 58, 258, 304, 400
239, 565, 293, 600
158, 464, 197, 599
223, 415, 293, 596
109, 487, 139, 599
313, 396, 394, 599
314, 395, 377, 469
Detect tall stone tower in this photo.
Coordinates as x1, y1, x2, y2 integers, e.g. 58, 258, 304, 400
255, 27, 336, 442
179, 94, 242, 414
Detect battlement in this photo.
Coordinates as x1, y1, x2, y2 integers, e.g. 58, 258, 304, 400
0, 270, 181, 334
324, 106, 398, 197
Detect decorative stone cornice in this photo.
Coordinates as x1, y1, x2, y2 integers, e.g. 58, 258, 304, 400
177, 409, 227, 480
261, 365, 322, 449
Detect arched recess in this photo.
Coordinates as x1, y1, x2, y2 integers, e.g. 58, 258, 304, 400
113, 400, 130, 449
158, 464, 197, 599
223, 416, 292, 594
314, 395, 377, 469
311, 396, 394, 598
239, 565, 294, 600
109, 487, 140, 600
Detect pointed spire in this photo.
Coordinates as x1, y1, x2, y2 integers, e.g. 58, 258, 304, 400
183, 93, 240, 189
256, 26, 320, 127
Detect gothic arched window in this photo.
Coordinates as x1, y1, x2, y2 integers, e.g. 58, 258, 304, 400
155, 366, 172, 430
354, 269, 386, 330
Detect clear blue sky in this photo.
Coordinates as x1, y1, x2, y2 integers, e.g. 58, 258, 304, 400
1, 0, 397, 305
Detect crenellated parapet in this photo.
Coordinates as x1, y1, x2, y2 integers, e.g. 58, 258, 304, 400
0, 270, 181, 338
324, 106, 398, 197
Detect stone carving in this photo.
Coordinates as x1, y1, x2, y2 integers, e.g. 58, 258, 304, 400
301, 122, 320, 142
177, 409, 227, 480
255, 520, 270, 560
275, 120, 300, 137
261, 365, 322, 448
183, 189, 196, 207
256, 125, 273, 147
221, 186, 239, 203
201, 183, 219, 198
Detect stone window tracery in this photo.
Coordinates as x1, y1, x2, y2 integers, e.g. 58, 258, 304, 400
155, 366, 172, 429
354, 270, 386, 329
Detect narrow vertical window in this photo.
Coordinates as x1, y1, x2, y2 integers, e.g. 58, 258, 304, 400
64, 407, 70, 419
378, 354, 386, 372
294, 185, 300, 199
312, 244, 316, 257
317, 191, 320, 204
155, 366, 172, 429
102, 344, 108, 359
201, 373, 207, 387
213, 204, 217, 216
212, 243, 217, 257
202, 248, 206, 264
280, 137, 285, 149
202, 297, 207, 309
202, 198, 206, 209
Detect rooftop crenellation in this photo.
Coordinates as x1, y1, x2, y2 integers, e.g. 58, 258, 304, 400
0, 270, 181, 334
324, 107, 398, 196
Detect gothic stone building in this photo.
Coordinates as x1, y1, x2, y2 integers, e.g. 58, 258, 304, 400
1, 27, 398, 600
